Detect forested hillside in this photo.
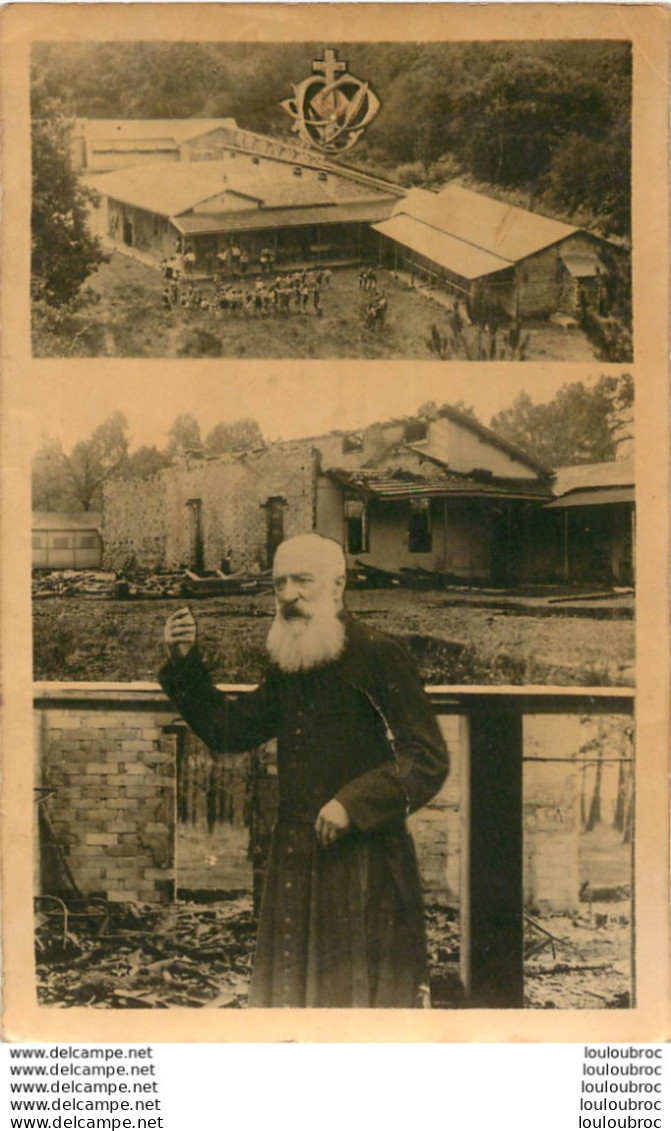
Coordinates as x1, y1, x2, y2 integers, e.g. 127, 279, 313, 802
32, 40, 631, 238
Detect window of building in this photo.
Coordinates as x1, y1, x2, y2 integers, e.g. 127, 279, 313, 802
408, 498, 432, 553
32, 536, 43, 549
342, 433, 364, 454
344, 497, 368, 554
404, 420, 429, 443
52, 536, 71, 550
78, 535, 98, 549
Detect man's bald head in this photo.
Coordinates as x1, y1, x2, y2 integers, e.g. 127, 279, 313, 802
273, 533, 346, 588
268, 535, 347, 671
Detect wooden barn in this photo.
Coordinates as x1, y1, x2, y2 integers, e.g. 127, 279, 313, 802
545, 458, 635, 585
373, 185, 611, 319
32, 512, 103, 570
86, 157, 398, 272
71, 119, 239, 173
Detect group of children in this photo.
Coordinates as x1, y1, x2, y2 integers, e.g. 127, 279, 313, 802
162, 266, 333, 319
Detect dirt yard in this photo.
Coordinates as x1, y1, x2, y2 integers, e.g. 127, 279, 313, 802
33, 587, 634, 686
33, 254, 598, 361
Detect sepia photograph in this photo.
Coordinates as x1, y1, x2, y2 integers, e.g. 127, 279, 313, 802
31, 39, 632, 361
31, 369, 635, 1010
1, 1, 667, 1047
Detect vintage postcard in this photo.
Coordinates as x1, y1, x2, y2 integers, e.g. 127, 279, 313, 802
0, 3, 668, 1043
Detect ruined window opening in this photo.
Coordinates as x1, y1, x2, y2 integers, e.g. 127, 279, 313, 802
262, 496, 287, 569
404, 420, 429, 443
408, 498, 432, 553
342, 433, 364, 454
344, 496, 369, 554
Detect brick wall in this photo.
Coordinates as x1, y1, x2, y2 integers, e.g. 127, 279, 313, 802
36, 699, 176, 904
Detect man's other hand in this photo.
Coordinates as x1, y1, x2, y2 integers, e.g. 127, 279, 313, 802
314, 799, 350, 847
164, 607, 197, 660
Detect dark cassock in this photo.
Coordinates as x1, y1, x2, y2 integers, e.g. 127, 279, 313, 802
159, 615, 449, 1008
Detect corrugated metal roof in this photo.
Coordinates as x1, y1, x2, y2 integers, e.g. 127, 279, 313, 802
545, 486, 635, 509
387, 184, 582, 265
552, 458, 634, 497
32, 511, 102, 531
329, 468, 550, 502
75, 119, 237, 144
87, 163, 234, 217
174, 200, 395, 236
373, 214, 511, 281
89, 160, 396, 220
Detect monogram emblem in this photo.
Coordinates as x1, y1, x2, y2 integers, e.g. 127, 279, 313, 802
281, 49, 380, 154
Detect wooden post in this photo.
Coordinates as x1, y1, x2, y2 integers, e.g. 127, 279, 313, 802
564, 509, 570, 582
460, 698, 524, 1007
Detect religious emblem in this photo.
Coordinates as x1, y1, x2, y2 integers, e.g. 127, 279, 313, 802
280, 49, 380, 154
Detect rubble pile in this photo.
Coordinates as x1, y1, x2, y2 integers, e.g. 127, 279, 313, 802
524, 902, 631, 1009
35, 897, 256, 1008
32, 568, 274, 600
34, 893, 629, 1009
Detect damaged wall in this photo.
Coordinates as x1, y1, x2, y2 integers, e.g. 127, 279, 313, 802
102, 475, 168, 571
103, 444, 317, 573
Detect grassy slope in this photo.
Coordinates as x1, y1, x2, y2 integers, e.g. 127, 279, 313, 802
33, 255, 597, 361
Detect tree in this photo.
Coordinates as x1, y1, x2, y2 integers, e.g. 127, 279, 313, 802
122, 445, 172, 480
489, 375, 633, 468
32, 436, 72, 511
166, 414, 203, 457
204, 418, 264, 455
31, 93, 107, 305
60, 412, 130, 511
33, 413, 130, 512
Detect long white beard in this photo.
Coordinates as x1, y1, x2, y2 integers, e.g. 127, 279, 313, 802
267, 607, 346, 673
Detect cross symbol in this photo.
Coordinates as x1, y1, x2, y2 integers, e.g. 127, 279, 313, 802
312, 48, 346, 88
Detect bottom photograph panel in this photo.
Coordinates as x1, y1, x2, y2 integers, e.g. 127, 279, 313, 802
34, 685, 634, 1011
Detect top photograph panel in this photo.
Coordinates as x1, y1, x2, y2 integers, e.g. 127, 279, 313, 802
32, 40, 632, 361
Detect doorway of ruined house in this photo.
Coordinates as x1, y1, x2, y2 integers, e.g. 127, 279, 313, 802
185, 498, 204, 573
262, 496, 287, 569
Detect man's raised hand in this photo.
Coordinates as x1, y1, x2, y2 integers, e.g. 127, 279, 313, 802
164, 606, 197, 660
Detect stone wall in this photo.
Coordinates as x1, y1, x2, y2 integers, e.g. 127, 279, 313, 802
102, 475, 168, 572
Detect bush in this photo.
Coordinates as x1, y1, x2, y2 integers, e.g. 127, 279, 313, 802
394, 161, 426, 187
176, 329, 223, 358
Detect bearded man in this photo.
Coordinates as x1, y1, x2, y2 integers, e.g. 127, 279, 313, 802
160, 533, 449, 1008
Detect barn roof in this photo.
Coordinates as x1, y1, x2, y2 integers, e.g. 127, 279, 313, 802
175, 199, 395, 236
89, 160, 397, 220
373, 214, 511, 280
551, 457, 634, 497
545, 486, 634, 508
74, 119, 238, 145
373, 184, 587, 277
